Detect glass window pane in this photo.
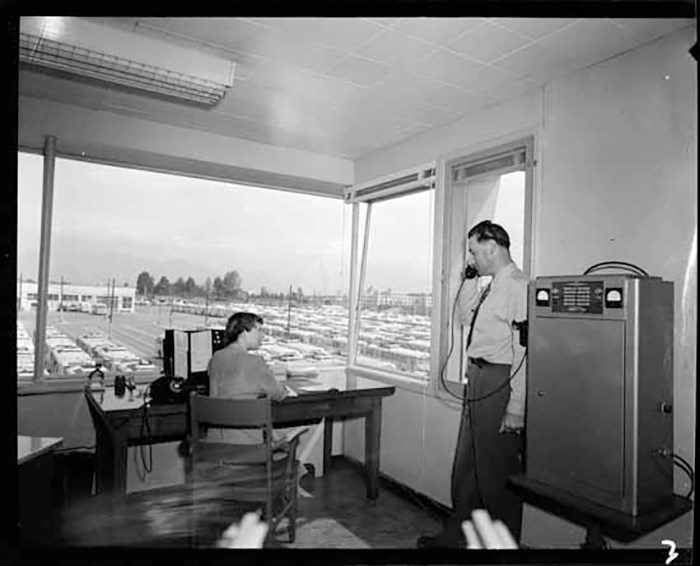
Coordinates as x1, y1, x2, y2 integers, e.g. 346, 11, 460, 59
443, 145, 531, 389
356, 189, 434, 379
17, 153, 348, 380
17, 152, 44, 381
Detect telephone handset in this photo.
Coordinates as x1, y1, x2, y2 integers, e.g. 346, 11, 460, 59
463, 264, 479, 280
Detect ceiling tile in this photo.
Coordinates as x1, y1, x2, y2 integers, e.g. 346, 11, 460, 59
426, 85, 493, 114
537, 19, 638, 68
446, 21, 532, 64
245, 35, 346, 74
242, 17, 315, 37
325, 55, 395, 88
609, 18, 695, 43
301, 18, 385, 52
488, 18, 579, 40
410, 103, 463, 127
408, 48, 484, 85
487, 76, 542, 104
493, 43, 582, 84
425, 85, 471, 109
451, 64, 525, 95
141, 18, 271, 53
365, 18, 402, 27
393, 17, 484, 46
356, 29, 437, 69
367, 70, 444, 105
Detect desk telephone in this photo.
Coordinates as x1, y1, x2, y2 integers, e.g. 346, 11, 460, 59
148, 375, 208, 405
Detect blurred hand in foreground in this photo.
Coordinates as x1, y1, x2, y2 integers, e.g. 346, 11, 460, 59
216, 511, 268, 549
462, 509, 518, 549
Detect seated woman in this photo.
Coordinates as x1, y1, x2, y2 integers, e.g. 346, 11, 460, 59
207, 311, 289, 444
208, 311, 286, 402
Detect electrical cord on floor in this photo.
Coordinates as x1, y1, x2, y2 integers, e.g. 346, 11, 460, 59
583, 261, 650, 277
672, 453, 694, 500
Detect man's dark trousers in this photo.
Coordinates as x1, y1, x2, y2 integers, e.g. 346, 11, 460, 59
441, 360, 524, 545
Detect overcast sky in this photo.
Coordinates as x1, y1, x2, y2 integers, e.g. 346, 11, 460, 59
17, 152, 434, 295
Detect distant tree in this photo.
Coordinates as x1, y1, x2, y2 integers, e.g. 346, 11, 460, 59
185, 277, 197, 298
136, 271, 155, 296
213, 276, 224, 299
260, 286, 269, 298
153, 276, 171, 296
172, 277, 186, 296
222, 271, 242, 297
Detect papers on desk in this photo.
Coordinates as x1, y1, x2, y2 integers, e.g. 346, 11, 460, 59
285, 361, 320, 379
295, 384, 333, 392
284, 385, 299, 397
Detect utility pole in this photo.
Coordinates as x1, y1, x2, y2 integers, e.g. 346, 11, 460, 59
287, 284, 292, 339
108, 278, 116, 337
204, 281, 210, 326
59, 275, 64, 322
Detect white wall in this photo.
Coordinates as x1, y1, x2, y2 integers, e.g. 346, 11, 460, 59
351, 27, 696, 548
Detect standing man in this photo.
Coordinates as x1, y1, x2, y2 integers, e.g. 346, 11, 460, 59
418, 220, 529, 548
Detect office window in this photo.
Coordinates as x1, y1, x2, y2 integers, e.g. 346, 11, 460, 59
350, 183, 435, 380
17, 152, 347, 380
440, 137, 534, 389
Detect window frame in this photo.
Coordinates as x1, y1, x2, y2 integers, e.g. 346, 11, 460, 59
345, 174, 438, 385
434, 135, 536, 400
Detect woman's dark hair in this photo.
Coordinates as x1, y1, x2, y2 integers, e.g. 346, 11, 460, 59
467, 220, 511, 249
224, 312, 263, 346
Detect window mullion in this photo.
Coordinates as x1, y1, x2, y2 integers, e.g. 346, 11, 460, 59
353, 203, 373, 355
346, 203, 361, 364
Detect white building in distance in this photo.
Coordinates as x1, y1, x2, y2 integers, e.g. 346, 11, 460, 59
17, 281, 135, 313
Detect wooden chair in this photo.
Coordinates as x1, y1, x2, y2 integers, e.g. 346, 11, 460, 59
184, 392, 307, 545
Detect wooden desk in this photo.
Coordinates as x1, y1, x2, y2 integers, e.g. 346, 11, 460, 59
18, 435, 63, 465
87, 375, 395, 505
18, 435, 63, 545
509, 474, 694, 548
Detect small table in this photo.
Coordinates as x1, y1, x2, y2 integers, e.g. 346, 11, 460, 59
508, 474, 694, 548
18, 435, 63, 544
87, 374, 395, 506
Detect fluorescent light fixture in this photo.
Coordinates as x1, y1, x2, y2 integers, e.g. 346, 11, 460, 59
19, 17, 236, 106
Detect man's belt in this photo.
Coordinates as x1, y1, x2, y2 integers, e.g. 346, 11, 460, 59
468, 357, 510, 368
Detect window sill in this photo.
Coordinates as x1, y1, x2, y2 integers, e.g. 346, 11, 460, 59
345, 365, 463, 408
17, 373, 159, 396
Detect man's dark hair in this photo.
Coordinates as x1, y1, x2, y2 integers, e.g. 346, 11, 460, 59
468, 220, 511, 249
224, 312, 263, 346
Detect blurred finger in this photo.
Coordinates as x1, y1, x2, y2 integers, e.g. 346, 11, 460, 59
472, 509, 501, 549
231, 522, 268, 548
492, 520, 518, 549
461, 520, 482, 549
